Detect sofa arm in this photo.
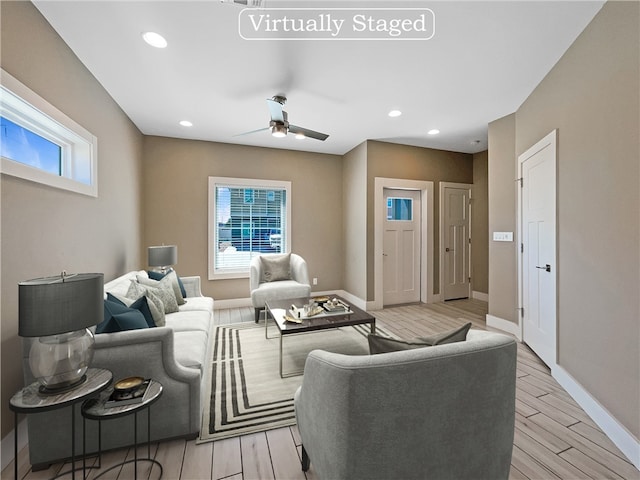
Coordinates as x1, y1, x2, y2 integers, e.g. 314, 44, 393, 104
92, 328, 200, 435
180, 275, 203, 298
26, 327, 202, 469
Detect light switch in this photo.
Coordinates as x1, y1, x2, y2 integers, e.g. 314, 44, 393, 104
493, 232, 514, 242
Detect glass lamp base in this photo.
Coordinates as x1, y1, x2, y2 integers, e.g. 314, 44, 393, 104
29, 328, 95, 394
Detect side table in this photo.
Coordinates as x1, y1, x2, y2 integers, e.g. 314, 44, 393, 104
9, 368, 113, 480
81, 380, 163, 480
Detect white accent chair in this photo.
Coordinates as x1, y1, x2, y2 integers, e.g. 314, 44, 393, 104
250, 253, 311, 322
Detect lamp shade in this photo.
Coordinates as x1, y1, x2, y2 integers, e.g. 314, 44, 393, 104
19, 273, 104, 337
148, 245, 178, 267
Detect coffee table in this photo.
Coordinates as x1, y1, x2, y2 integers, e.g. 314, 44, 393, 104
265, 295, 376, 378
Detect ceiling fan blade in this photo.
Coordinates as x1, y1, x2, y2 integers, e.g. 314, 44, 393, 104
288, 124, 329, 141
234, 127, 270, 137
266, 98, 285, 123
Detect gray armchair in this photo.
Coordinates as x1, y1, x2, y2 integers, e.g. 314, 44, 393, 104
294, 329, 517, 480
250, 253, 311, 322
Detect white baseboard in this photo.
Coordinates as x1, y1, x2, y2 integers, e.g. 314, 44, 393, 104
472, 291, 489, 302
213, 297, 252, 310
486, 314, 521, 340
552, 366, 640, 470
1, 418, 28, 472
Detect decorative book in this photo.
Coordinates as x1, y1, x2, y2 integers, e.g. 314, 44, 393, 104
105, 379, 151, 408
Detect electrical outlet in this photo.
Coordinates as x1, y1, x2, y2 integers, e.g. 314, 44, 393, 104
313, 277, 318, 285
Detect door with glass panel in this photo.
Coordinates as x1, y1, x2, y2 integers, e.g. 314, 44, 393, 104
383, 189, 421, 305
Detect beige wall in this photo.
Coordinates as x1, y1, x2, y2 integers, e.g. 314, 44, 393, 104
142, 136, 343, 301
472, 151, 489, 295
488, 114, 518, 323
0, 1, 144, 438
366, 140, 474, 300
515, 1, 639, 439
342, 142, 368, 300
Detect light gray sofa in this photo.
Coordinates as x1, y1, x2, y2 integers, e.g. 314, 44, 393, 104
294, 329, 517, 480
23, 270, 214, 470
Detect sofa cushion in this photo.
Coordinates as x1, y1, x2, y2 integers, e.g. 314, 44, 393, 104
251, 280, 310, 306
164, 310, 211, 334
178, 296, 214, 313
97, 300, 149, 333
148, 268, 187, 299
106, 293, 155, 328
260, 253, 291, 282
174, 330, 207, 370
418, 322, 472, 346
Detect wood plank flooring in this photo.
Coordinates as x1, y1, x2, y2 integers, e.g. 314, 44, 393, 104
4, 299, 638, 480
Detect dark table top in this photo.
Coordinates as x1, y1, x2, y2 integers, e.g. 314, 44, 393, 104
265, 295, 375, 335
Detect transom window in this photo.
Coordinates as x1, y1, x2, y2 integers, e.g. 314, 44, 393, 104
208, 177, 291, 279
0, 69, 98, 196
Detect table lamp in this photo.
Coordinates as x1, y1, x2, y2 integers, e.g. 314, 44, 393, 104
19, 272, 103, 394
148, 245, 177, 273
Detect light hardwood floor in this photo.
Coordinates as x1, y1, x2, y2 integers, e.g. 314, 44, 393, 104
4, 299, 638, 480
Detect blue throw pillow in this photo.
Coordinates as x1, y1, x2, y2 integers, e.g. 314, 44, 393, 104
148, 269, 187, 298
98, 299, 150, 333
106, 293, 155, 328
113, 311, 148, 331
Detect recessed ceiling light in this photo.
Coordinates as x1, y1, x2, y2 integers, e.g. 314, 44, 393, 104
388, 110, 402, 117
428, 129, 440, 135
179, 120, 193, 127
142, 32, 167, 48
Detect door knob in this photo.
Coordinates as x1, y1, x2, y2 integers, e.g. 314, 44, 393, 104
446, 248, 453, 252
536, 264, 551, 273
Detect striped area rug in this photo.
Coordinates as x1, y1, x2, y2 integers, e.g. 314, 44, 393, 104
199, 322, 383, 442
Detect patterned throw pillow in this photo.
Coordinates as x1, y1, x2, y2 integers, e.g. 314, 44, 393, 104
141, 271, 185, 305
148, 268, 187, 299
126, 281, 166, 326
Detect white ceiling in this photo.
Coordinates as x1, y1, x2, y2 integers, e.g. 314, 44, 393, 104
33, 1, 604, 156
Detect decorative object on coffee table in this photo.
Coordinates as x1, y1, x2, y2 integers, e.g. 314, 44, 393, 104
18, 272, 104, 393
265, 295, 375, 378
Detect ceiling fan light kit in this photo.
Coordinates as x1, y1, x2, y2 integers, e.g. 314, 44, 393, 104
238, 95, 329, 142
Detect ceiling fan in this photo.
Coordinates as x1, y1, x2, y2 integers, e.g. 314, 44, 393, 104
237, 96, 329, 141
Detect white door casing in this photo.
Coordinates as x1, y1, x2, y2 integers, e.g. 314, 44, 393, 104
383, 189, 421, 306
440, 183, 471, 300
518, 130, 557, 367
373, 178, 435, 311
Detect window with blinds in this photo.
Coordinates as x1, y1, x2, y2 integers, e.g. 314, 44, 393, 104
208, 177, 291, 279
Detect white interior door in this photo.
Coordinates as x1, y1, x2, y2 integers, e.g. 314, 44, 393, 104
520, 131, 557, 367
383, 189, 421, 306
442, 185, 471, 300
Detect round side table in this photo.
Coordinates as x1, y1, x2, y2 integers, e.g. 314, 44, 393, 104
81, 380, 163, 480
9, 368, 113, 480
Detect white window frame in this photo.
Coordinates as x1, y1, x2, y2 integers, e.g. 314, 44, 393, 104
208, 176, 291, 280
0, 69, 98, 197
